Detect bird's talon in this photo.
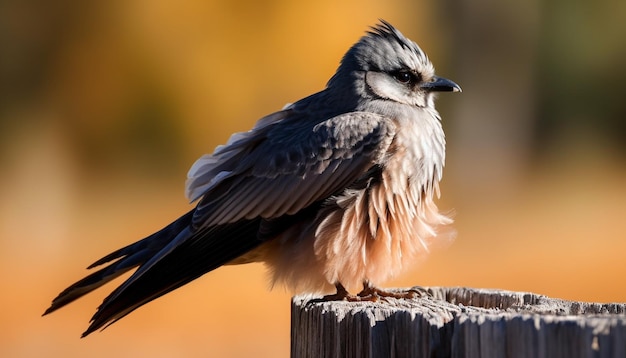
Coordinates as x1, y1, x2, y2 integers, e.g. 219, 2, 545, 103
357, 285, 430, 300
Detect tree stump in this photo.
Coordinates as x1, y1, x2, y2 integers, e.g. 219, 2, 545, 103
291, 287, 626, 358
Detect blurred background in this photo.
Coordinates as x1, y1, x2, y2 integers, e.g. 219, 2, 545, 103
1, 0, 625, 357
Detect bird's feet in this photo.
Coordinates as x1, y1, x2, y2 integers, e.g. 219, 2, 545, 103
356, 281, 431, 302
317, 282, 431, 303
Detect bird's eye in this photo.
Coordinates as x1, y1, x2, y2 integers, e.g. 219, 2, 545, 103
392, 71, 415, 85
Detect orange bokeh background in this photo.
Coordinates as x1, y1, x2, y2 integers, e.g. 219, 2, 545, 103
1, 1, 625, 357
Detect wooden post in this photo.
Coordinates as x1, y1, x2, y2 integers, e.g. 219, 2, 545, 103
291, 287, 626, 358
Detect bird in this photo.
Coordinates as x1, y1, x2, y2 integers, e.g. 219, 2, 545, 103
43, 20, 461, 337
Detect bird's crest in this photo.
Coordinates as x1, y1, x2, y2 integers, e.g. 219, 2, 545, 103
366, 20, 427, 61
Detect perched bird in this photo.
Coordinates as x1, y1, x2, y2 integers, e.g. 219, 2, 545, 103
44, 20, 461, 337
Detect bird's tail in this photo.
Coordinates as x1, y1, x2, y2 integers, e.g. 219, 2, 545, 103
44, 209, 264, 337
42, 210, 194, 317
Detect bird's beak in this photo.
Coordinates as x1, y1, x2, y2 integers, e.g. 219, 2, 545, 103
421, 76, 462, 92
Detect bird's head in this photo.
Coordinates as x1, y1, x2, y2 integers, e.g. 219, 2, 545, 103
328, 20, 461, 109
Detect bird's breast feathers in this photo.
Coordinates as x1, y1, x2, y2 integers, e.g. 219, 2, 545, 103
313, 111, 450, 289
262, 108, 453, 293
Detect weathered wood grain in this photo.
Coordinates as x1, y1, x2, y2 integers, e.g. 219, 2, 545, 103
291, 287, 626, 358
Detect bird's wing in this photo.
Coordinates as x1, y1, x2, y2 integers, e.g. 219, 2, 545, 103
69, 108, 397, 336
116, 108, 396, 295
187, 108, 397, 229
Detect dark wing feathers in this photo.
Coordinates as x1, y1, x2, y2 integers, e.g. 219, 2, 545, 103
45, 108, 397, 336
82, 218, 263, 336
192, 111, 396, 228
43, 210, 195, 316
